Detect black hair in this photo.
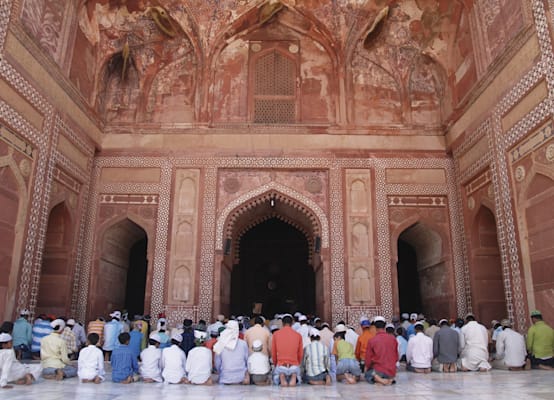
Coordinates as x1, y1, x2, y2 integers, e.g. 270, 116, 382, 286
148, 338, 159, 346
374, 320, 386, 329
171, 339, 181, 346
334, 331, 346, 340
254, 316, 264, 325
282, 315, 293, 325
415, 324, 424, 332
0, 321, 13, 334
118, 332, 131, 344
386, 326, 395, 333
396, 326, 405, 336
88, 333, 100, 346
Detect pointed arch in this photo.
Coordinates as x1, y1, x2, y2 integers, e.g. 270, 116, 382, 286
216, 181, 328, 251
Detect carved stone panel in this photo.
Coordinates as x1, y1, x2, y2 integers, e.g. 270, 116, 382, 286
168, 169, 200, 305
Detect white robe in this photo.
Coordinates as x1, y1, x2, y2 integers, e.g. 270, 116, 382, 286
460, 321, 491, 371
77, 345, 105, 381
161, 345, 186, 384
140, 345, 162, 382
0, 349, 42, 387
185, 346, 212, 384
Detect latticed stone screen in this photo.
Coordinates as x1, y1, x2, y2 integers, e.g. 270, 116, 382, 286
253, 50, 296, 123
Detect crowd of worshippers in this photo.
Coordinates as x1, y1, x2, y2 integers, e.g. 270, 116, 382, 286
0, 308, 553, 389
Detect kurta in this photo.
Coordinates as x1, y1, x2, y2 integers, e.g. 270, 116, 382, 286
185, 346, 212, 384
215, 339, 248, 384
161, 344, 186, 384
0, 349, 42, 387
77, 344, 105, 381
460, 321, 491, 371
139, 345, 162, 382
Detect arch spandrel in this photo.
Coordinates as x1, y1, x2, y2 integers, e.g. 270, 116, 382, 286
216, 181, 328, 251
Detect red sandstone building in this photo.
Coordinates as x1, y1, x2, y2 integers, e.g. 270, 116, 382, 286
0, 1, 552, 330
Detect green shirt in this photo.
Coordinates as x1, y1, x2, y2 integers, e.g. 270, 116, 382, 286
526, 321, 554, 359
333, 339, 356, 361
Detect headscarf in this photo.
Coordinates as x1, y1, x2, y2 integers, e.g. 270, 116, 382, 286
213, 320, 239, 355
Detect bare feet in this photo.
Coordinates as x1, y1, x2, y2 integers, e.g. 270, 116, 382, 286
143, 378, 154, 383
121, 376, 132, 384
204, 377, 213, 386
279, 373, 288, 387
55, 369, 64, 381
288, 374, 297, 387
93, 376, 102, 384
1, 385, 13, 389
242, 372, 250, 385
344, 373, 357, 384
325, 374, 332, 386
373, 374, 393, 386
538, 364, 553, 370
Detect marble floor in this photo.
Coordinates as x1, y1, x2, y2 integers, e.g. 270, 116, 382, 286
5, 366, 553, 400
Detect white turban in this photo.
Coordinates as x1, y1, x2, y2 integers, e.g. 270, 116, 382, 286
213, 320, 239, 355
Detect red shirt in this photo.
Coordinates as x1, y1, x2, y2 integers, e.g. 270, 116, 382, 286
271, 325, 303, 366
365, 331, 398, 377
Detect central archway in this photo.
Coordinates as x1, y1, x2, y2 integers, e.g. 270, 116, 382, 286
231, 218, 314, 316
216, 188, 328, 320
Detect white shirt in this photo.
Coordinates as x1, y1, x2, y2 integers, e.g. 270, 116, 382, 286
406, 332, 433, 368
247, 352, 270, 375
0, 349, 15, 387
297, 324, 311, 348
185, 346, 212, 384
77, 345, 105, 381
495, 328, 526, 367
140, 345, 162, 382
345, 328, 359, 349
161, 344, 186, 384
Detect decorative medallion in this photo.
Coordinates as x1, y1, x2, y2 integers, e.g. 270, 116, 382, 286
467, 196, 475, 210
546, 144, 554, 162
251, 43, 262, 52
288, 44, 299, 54
305, 177, 322, 194
19, 159, 31, 177
514, 165, 526, 182
390, 209, 404, 223
223, 177, 241, 194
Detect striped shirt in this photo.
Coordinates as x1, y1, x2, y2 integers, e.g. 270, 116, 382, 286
31, 319, 52, 353
303, 340, 330, 377
87, 319, 105, 346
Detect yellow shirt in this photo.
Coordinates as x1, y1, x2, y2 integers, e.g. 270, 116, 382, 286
40, 333, 70, 369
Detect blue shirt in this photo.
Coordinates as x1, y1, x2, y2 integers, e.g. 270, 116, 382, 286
31, 319, 52, 353
215, 339, 249, 384
129, 330, 143, 359
396, 335, 408, 359
103, 319, 123, 351
111, 344, 139, 382
13, 317, 32, 347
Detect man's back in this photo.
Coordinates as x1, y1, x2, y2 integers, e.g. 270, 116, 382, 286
527, 321, 554, 358
272, 326, 303, 366
433, 326, 459, 363
365, 331, 398, 377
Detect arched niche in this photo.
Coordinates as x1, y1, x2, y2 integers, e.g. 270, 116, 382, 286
36, 201, 75, 316
468, 205, 506, 324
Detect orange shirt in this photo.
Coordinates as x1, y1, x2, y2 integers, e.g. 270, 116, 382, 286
355, 326, 376, 361
271, 325, 303, 366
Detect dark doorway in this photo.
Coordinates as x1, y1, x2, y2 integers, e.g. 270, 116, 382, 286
90, 218, 148, 320
397, 238, 422, 314
231, 218, 314, 316
125, 237, 148, 317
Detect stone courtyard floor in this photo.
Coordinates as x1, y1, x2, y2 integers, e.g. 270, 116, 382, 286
5, 366, 553, 400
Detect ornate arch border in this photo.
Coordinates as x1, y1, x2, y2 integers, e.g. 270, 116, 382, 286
215, 181, 329, 251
